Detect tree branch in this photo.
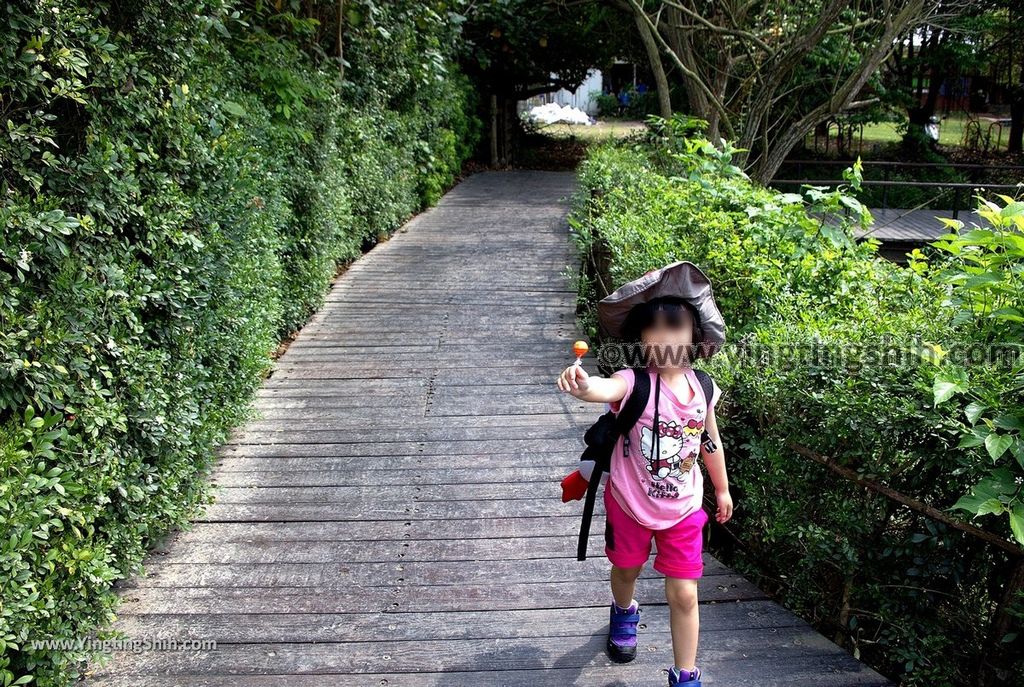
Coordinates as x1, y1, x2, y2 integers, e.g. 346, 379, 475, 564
625, 0, 735, 138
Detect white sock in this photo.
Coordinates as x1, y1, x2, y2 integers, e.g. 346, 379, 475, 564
614, 598, 637, 611
672, 665, 699, 679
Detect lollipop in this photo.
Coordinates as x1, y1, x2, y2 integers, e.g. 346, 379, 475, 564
572, 340, 589, 367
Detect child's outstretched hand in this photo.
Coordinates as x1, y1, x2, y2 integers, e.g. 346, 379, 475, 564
715, 489, 734, 523
557, 364, 589, 397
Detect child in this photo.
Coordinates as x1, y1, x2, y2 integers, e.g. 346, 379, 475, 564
556, 261, 734, 687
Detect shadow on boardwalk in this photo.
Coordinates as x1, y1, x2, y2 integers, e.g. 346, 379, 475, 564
83, 170, 893, 686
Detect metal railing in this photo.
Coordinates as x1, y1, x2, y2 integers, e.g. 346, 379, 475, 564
783, 159, 1024, 174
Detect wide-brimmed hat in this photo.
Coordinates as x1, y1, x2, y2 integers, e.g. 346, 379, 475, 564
597, 260, 726, 357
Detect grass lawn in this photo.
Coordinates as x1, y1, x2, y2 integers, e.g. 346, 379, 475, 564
822, 111, 1015, 153
533, 114, 1019, 161
530, 119, 647, 141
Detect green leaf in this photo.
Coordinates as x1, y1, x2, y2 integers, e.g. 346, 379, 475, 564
1012, 438, 1024, 470
993, 415, 1024, 431
957, 433, 985, 448
1009, 505, 1024, 546
952, 475, 1010, 515
992, 307, 1024, 323
952, 493, 986, 513
976, 498, 1004, 516
964, 401, 987, 424
222, 101, 246, 117
933, 377, 965, 406
985, 433, 1013, 461
964, 271, 1002, 288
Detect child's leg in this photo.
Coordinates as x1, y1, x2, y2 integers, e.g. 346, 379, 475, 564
665, 576, 699, 671
610, 564, 643, 608
604, 486, 653, 607
653, 507, 709, 674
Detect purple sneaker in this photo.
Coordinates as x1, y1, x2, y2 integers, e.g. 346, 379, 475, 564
669, 665, 702, 686
607, 598, 640, 663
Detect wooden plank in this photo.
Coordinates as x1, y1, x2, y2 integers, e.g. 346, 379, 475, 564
267, 354, 596, 369
233, 410, 596, 431
117, 557, 736, 589
246, 401, 593, 419
151, 516, 594, 543
194, 498, 601, 521
224, 424, 586, 445
255, 380, 558, 394
83, 625, 866, 677
264, 369, 581, 385
98, 598, 810, 641
109, 576, 770, 614
211, 452, 583, 471
209, 465, 567, 484
215, 439, 584, 458
151, 534, 613, 564
279, 343, 591, 357
85, 659, 892, 687
854, 207, 959, 242
207, 484, 592, 503
276, 324, 574, 338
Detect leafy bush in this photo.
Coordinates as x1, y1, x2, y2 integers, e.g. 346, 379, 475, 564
0, 1, 479, 685
926, 199, 1024, 542
569, 114, 1023, 686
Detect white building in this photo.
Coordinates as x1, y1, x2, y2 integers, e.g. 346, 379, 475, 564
549, 69, 603, 115
521, 69, 604, 116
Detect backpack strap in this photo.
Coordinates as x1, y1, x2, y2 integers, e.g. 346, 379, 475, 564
691, 368, 718, 454
577, 368, 651, 561
615, 368, 651, 443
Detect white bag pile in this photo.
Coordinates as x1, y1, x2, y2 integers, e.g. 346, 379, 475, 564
524, 102, 595, 126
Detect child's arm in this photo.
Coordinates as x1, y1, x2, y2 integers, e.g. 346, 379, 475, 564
700, 404, 734, 523
556, 364, 627, 405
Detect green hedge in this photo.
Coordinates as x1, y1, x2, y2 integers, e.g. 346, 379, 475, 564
569, 115, 1023, 686
0, 1, 479, 684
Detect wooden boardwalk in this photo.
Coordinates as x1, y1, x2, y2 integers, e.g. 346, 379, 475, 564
858, 208, 965, 263
854, 208, 960, 242
815, 207, 964, 262
84, 170, 893, 686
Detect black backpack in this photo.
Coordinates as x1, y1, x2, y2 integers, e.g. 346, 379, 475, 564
575, 367, 717, 561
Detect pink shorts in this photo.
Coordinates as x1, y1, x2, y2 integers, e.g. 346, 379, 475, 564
603, 487, 708, 578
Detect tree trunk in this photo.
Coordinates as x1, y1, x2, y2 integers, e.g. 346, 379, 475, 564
337, 0, 344, 80
487, 94, 518, 168
490, 93, 499, 167
1009, 84, 1023, 154
905, 28, 943, 152
633, 6, 672, 118
976, 557, 1024, 687
503, 97, 518, 166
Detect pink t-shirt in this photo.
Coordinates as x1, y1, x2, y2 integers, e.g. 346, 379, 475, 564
607, 365, 722, 530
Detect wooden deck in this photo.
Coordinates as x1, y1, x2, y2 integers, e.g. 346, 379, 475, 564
854, 208, 961, 242
84, 170, 893, 686
856, 208, 963, 263
814, 207, 965, 262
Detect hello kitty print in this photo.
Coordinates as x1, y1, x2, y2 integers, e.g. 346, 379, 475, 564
638, 417, 705, 481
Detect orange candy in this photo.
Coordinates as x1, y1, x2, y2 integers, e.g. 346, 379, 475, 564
573, 340, 589, 358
